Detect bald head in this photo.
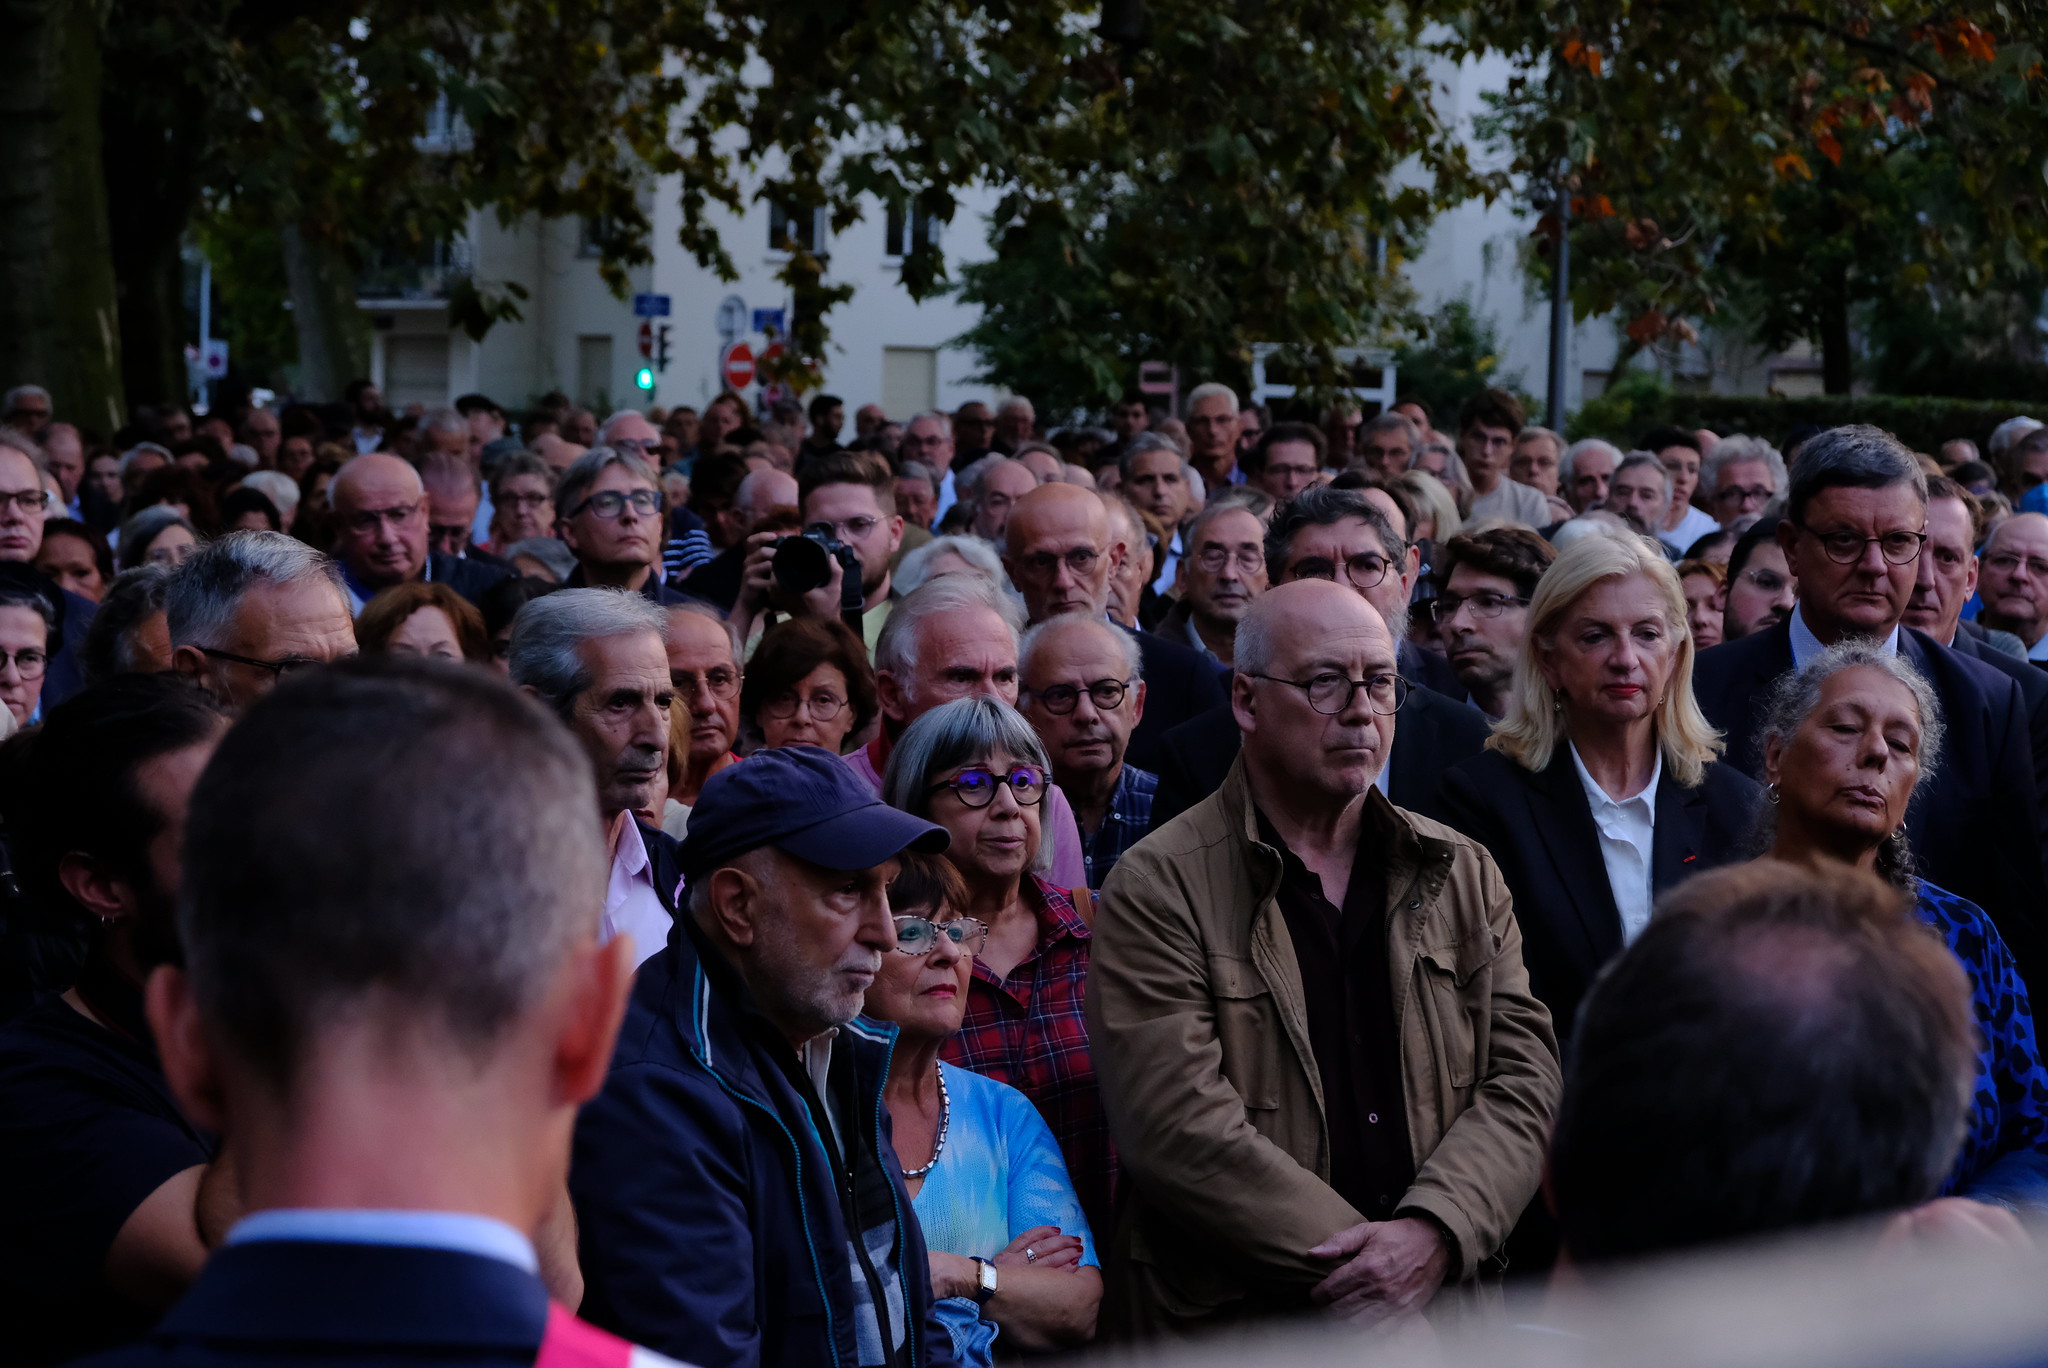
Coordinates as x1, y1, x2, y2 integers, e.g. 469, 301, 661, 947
1004, 483, 1121, 623
736, 468, 799, 523
1233, 579, 1397, 803
329, 454, 429, 587
331, 452, 424, 510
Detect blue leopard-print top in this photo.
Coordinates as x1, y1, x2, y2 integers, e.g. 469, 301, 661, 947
1917, 882, 2048, 1203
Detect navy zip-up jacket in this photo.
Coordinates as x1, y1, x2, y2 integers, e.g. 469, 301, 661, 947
571, 914, 955, 1368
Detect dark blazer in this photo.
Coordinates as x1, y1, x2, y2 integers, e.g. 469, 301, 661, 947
1440, 747, 1760, 1039
428, 549, 512, 605
564, 564, 697, 607
73, 1239, 579, 1368
681, 542, 747, 613
572, 914, 953, 1368
639, 817, 683, 916
1148, 684, 1494, 831
1959, 617, 2028, 659
1124, 626, 1229, 774
1950, 625, 2048, 857
1400, 639, 1464, 701
1693, 620, 2048, 989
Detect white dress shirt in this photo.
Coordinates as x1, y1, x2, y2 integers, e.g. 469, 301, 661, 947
1788, 603, 1899, 667
1569, 742, 1661, 946
602, 810, 673, 968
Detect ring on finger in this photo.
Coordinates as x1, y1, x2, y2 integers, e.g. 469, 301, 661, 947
1025, 1248, 1037, 1263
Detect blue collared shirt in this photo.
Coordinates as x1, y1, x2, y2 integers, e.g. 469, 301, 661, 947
225, 1208, 539, 1274
1788, 602, 1899, 667
1081, 763, 1158, 889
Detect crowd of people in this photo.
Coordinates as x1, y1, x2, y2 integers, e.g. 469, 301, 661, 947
3, 372, 2048, 1367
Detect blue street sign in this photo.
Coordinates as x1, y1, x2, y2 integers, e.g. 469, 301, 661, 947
752, 307, 786, 334
632, 293, 672, 317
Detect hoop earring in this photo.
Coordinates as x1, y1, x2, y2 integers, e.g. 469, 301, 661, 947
1766, 783, 1780, 805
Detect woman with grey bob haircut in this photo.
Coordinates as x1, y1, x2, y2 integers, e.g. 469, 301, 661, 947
1748, 640, 2048, 1212
883, 696, 1054, 879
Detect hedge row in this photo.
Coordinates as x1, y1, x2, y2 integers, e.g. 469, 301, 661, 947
1566, 380, 2044, 455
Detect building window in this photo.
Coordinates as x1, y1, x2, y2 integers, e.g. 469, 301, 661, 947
768, 203, 823, 255
578, 217, 612, 260
885, 202, 937, 258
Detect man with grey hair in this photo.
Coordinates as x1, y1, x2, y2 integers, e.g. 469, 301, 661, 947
509, 586, 681, 968
962, 455, 1036, 543
3, 384, 52, 431
1702, 434, 1788, 532
1185, 380, 1242, 486
858, 574, 1093, 888
1561, 437, 1622, 514
994, 394, 1036, 454
327, 453, 509, 611
1021, 613, 1154, 887
1120, 432, 1197, 592
555, 446, 693, 604
417, 407, 470, 460
1358, 411, 1421, 480
166, 530, 357, 714
1695, 425, 2048, 986
899, 409, 960, 522
1604, 452, 1677, 544
1090, 578, 1559, 1338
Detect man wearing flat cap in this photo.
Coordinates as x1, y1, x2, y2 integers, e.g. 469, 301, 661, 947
571, 746, 959, 1368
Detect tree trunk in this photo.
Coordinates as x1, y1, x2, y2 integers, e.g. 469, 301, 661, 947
1819, 266, 1853, 395
0, 0, 124, 435
279, 222, 369, 403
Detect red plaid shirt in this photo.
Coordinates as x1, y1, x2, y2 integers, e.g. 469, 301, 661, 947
942, 876, 1117, 1236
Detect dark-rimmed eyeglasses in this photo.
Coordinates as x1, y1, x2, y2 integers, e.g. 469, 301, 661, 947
572, 488, 661, 520
926, 764, 1047, 808
1796, 522, 1925, 566
1288, 551, 1394, 590
0, 646, 48, 679
1431, 590, 1527, 622
0, 488, 50, 516
199, 646, 338, 679
1248, 670, 1409, 716
893, 915, 989, 956
1027, 678, 1131, 714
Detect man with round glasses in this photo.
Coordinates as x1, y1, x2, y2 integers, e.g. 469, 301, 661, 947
554, 446, 694, 605
1695, 425, 2048, 988
1089, 578, 1559, 1339
1021, 614, 1154, 887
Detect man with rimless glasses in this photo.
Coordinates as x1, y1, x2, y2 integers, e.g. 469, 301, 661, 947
326, 453, 510, 613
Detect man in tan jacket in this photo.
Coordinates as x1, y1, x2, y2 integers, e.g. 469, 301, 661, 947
1086, 579, 1559, 1338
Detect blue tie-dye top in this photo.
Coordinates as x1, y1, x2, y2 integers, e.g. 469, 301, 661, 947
911, 1061, 1097, 1367
1917, 882, 2048, 1209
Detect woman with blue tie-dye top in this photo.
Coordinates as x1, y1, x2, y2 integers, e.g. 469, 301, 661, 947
864, 854, 1100, 1366
1756, 643, 2048, 1211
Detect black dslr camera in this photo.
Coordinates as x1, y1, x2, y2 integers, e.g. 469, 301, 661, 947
771, 525, 865, 628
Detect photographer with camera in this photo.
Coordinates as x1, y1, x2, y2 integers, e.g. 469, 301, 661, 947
730, 451, 904, 654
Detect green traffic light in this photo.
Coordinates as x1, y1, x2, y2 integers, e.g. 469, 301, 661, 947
635, 367, 655, 390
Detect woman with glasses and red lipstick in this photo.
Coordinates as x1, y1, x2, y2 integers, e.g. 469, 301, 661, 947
863, 853, 1100, 1366
880, 696, 1116, 1243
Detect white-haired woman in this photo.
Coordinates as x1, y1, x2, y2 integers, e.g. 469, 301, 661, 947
882, 696, 1114, 1240
1753, 643, 2048, 1211
1442, 532, 1758, 1039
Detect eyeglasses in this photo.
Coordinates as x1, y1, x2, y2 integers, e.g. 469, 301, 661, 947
927, 764, 1047, 808
429, 523, 471, 549
338, 502, 423, 535
1014, 546, 1102, 581
0, 488, 51, 516
0, 646, 48, 679
763, 687, 844, 721
1797, 522, 1925, 566
672, 666, 741, 700
1028, 677, 1131, 714
1738, 567, 1791, 594
1288, 551, 1395, 589
1248, 670, 1409, 716
1195, 544, 1266, 575
573, 488, 661, 519
497, 491, 552, 510
893, 915, 989, 956
1985, 550, 2048, 581
1431, 590, 1528, 622
199, 646, 336, 679
1714, 483, 1775, 507
809, 516, 879, 542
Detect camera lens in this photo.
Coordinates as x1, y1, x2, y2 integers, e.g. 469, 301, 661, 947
772, 534, 832, 594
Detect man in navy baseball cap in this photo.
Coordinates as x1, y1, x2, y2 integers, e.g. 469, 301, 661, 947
571, 745, 958, 1367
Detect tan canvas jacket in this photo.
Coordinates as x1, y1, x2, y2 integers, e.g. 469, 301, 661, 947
1085, 755, 1561, 1336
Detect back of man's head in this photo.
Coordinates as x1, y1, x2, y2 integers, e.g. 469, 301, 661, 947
175, 658, 607, 1093
1551, 860, 1974, 1265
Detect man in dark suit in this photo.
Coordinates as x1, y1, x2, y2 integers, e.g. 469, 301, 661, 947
1002, 482, 1225, 773
1693, 427, 2048, 989
327, 452, 511, 612
89, 658, 670, 1368
1150, 486, 1492, 828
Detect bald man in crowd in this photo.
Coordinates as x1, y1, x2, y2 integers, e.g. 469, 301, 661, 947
326, 454, 510, 612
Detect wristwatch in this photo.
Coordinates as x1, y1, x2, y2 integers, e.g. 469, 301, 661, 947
970, 1256, 999, 1305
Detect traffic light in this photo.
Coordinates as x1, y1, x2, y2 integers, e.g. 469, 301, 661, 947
635, 366, 655, 391
655, 324, 672, 373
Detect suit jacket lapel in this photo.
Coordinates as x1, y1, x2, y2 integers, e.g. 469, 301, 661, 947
1651, 766, 1706, 894
1530, 750, 1627, 967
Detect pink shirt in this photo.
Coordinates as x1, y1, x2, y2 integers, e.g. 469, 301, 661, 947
600, 811, 672, 969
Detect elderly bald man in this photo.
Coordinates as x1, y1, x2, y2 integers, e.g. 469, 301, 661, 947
678, 467, 799, 614
1001, 482, 1225, 772
326, 453, 510, 612
1088, 579, 1558, 1339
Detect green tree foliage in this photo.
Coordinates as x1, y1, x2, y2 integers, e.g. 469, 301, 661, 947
1390, 299, 1528, 425
1475, 3, 2048, 394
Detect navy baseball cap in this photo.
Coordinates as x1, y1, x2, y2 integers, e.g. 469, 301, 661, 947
677, 745, 949, 883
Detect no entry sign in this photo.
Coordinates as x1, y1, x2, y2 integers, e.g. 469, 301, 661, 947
720, 342, 756, 390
